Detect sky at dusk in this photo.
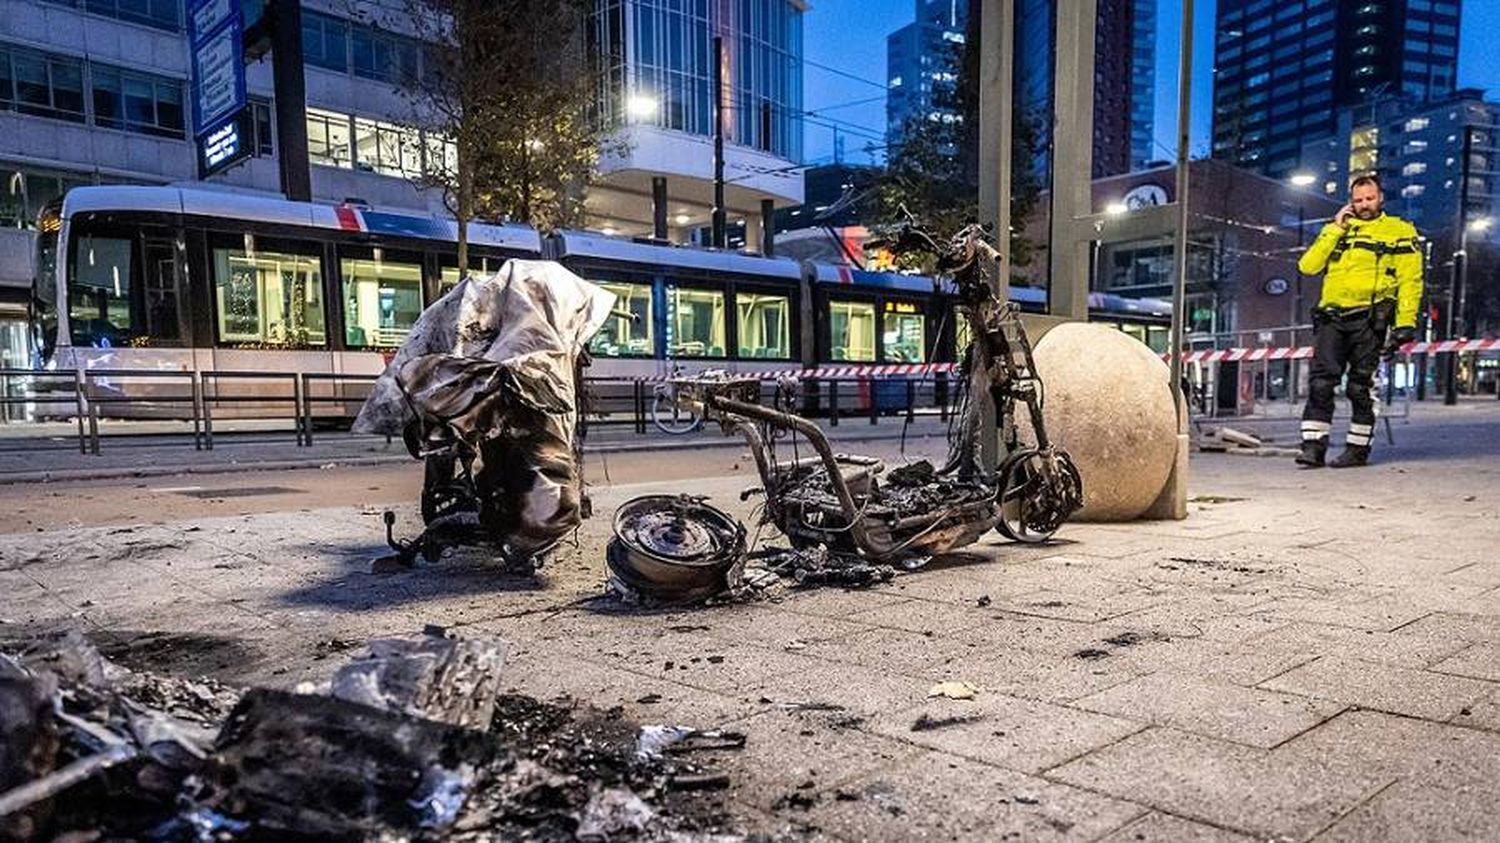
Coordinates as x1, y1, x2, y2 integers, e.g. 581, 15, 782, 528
800, 0, 1500, 166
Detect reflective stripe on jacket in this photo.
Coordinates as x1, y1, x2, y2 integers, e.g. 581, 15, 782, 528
1297, 213, 1423, 328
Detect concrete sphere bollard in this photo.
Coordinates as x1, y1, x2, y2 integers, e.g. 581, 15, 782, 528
1020, 322, 1178, 521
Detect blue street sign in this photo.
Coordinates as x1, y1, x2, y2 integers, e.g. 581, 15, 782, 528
187, 0, 246, 139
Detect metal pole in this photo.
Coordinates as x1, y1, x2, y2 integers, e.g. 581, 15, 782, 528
271, 0, 311, 202
711, 35, 726, 248
1168, 0, 1195, 425
1445, 127, 1473, 405
977, 0, 1014, 473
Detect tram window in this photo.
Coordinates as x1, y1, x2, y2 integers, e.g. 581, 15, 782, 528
438, 258, 498, 292
589, 282, 653, 358
667, 286, 725, 357
68, 235, 133, 347
1146, 326, 1169, 353
735, 292, 791, 359
212, 246, 327, 347
883, 301, 925, 362
828, 299, 875, 362
342, 255, 423, 348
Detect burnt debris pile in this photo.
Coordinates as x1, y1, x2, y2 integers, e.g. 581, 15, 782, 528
0, 629, 742, 840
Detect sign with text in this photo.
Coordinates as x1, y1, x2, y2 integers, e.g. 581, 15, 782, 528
189, 0, 235, 41
191, 19, 246, 132
198, 110, 253, 178
188, 0, 248, 176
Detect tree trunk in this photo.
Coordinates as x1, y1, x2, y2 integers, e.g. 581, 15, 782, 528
457, 134, 473, 274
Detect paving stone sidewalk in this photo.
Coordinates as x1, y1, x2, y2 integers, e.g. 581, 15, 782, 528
2, 401, 1498, 840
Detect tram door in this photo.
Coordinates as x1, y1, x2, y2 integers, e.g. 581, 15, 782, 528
141, 237, 182, 342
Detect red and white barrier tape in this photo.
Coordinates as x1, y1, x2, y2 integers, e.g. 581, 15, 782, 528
1168, 338, 1500, 364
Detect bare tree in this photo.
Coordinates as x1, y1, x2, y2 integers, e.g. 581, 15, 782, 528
358, 0, 614, 270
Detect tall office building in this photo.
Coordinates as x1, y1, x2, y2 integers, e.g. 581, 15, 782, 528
1300, 89, 1497, 240
1130, 0, 1158, 169
885, 0, 968, 151
1211, 0, 1462, 180
1012, 0, 1157, 181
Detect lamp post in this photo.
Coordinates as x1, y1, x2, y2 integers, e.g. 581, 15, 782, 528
1094, 202, 1128, 291
1444, 127, 1475, 405
1447, 215, 1493, 403
1288, 172, 1316, 400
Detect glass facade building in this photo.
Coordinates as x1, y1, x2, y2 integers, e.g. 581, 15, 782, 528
1212, 0, 1462, 180
885, 0, 968, 151
590, 0, 803, 162
1011, 0, 1157, 181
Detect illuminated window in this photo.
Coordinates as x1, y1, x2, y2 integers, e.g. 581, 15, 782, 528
828, 299, 875, 362
667, 286, 725, 357
883, 300, 926, 362
213, 245, 326, 347
735, 292, 791, 359
590, 282, 654, 358
341, 254, 423, 348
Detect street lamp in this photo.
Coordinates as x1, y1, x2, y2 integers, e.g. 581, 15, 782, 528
1104, 201, 1128, 216
626, 94, 659, 121
1289, 171, 1317, 188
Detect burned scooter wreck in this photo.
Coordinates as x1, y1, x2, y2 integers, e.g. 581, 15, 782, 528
353, 260, 617, 570
665, 220, 1083, 578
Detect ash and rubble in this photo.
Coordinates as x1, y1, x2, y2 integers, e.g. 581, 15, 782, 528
0, 628, 745, 841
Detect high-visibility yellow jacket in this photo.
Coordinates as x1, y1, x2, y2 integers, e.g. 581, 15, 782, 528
1297, 213, 1423, 328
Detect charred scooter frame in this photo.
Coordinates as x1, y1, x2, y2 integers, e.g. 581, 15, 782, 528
670, 221, 1081, 565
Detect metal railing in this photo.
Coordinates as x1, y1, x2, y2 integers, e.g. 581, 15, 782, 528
0, 368, 963, 455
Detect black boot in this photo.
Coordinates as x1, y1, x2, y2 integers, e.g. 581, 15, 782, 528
1328, 444, 1371, 468
1296, 439, 1327, 468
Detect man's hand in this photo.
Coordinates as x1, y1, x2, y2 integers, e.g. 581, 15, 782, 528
1383, 326, 1417, 359
1334, 204, 1355, 229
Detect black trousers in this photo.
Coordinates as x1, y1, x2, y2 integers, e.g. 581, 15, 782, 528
1300, 301, 1392, 448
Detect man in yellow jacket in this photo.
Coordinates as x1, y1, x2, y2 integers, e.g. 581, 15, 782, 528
1294, 175, 1423, 468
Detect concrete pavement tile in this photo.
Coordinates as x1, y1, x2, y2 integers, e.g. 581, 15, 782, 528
767, 584, 911, 618
498, 650, 757, 728
839, 595, 1001, 634
1123, 636, 1318, 688
951, 611, 1114, 657
1441, 562, 1500, 590
1423, 642, 1500, 682
1452, 687, 1500, 733
553, 628, 800, 699
984, 586, 1165, 624
1395, 610, 1500, 643
0, 569, 77, 621
1095, 811, 1258, 842
686, 603, 882, 647
1313, 775, 1500, 842
1241, 620, 1473, 669
753, 657, 936, 717
1280, 709, 1500, 787
796, 626, 993, 682
1046, 727, 1392, 840
1070, 670, 1344, 748
1259, 595, 1438, 633
865, 691, 1144, 775
980, 647, 1155, 704
1260, 655, 1497, 721
714, 710, 923, 808
1099, 596, 1286, 643
808, 749, 1146, 841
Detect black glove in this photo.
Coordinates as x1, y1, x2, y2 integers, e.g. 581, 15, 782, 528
1383, 326, 1417, 359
